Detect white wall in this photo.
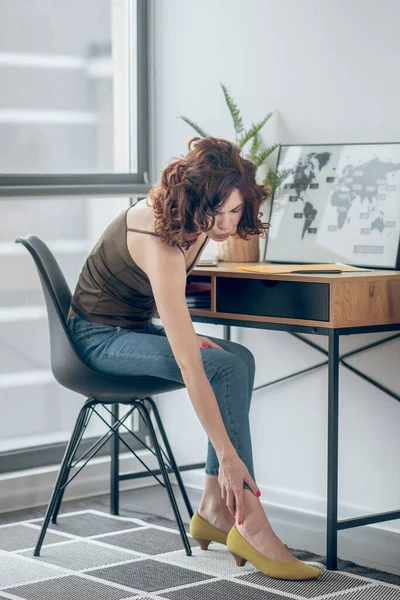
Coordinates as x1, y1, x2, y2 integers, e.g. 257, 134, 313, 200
150, 0, 400, 532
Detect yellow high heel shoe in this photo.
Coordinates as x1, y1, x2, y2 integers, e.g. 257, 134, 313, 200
189, 512, 228, 549
227, 526, 323, 580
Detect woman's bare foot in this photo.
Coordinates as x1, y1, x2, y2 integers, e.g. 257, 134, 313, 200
197, 474, 235, 533
197, 506, 235, 534
237, 489, 293, 563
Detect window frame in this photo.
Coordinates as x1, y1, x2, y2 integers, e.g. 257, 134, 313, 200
0, 0, 150, 198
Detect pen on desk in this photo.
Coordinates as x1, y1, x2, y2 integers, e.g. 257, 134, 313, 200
291, 269, 343, 274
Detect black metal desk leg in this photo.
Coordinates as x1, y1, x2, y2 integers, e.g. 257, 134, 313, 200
327, 330, 339, 570
111, 403, 120, 515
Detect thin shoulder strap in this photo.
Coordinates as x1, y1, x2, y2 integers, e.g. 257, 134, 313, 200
127, 227, 159, 237
127, 227, 185, 256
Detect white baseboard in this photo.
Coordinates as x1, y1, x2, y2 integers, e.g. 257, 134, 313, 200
180, 469, 400, 535
0, 450, 157, 514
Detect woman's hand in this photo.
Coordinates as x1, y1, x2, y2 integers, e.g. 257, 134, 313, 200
218, 453, 260, 525
197, 335, 224, 350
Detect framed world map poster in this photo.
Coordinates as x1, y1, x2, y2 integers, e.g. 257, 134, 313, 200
264, 143, 400, 269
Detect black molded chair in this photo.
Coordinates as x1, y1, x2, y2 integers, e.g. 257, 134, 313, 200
16, 235, 193, 557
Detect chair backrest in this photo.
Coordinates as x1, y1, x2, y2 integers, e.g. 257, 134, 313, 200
16, 234, 186, 402
15, 235, 93, 391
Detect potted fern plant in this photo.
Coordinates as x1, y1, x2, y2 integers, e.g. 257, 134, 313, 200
180, 84, 287, 262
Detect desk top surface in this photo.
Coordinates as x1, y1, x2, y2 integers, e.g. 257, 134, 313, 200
192, 262, 400, 283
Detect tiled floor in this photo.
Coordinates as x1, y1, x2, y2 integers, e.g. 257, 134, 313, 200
1, 484, 400, 600
1, 507, 400, 600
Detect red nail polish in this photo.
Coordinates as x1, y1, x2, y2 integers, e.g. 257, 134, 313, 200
256, 491, 261, 497
238, 520, 242, 525
201, 343, 208, 348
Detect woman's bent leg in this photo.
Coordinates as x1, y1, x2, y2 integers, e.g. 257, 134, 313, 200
206, 336, 256, 401
201, 348, 255, 480
200, 337, 256, 481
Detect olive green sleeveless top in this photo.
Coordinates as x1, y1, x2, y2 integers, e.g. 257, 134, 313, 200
70, 207, 207, 328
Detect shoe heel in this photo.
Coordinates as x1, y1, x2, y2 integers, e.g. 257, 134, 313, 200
193, 537, 211, 550
231, 551, 247, 567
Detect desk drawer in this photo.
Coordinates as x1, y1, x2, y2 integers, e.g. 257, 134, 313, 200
216, 277, 330, 321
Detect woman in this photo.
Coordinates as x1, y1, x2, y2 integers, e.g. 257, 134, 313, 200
68, 137, 322, 580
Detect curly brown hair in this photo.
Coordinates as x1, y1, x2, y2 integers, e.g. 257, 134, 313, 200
148, 137, 270, 250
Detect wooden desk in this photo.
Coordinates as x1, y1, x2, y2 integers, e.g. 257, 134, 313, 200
188, 263, 400, 570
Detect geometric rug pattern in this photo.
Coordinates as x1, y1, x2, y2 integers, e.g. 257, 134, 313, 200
0, 510, 400, 600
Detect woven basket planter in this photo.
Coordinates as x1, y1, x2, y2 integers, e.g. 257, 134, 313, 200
217, 234, 260, 262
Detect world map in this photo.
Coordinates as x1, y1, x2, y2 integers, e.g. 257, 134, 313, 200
283, 152, 400, 240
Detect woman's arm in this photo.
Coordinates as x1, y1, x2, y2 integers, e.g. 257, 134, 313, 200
138, 239, 259, 520
144, 243, 235, 459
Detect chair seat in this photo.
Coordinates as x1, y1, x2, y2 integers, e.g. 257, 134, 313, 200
54, 366, 185, 402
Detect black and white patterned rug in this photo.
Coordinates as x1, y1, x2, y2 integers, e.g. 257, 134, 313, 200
0, 509, 399, 599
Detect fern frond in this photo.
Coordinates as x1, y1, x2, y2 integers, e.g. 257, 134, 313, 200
179, 116, 208, 138
264, 170, 277, 189
247, 133, 262, 162
220, 84, 244, 137
274, 168, 291, 189
254, 143, 278, 167
264, 168, 290, 192
238, 111, 274, 149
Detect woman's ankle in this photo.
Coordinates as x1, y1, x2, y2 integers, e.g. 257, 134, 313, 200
237, 491, 281, 541
198, 501, 231, 519
198, 476, 230, 518
197, 504, 235, 530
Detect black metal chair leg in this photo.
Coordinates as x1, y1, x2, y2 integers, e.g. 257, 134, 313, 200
138, 403, 192, 556
34, 404, 90, 556
145, 397, 194, 519
110, 403, 120, 515
52, 472, 71, 524
51, 459, 76, 525
52, 403, 92, 523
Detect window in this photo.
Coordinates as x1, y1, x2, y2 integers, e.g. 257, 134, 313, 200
0, 0, 150, 471
0, 0, 149, 191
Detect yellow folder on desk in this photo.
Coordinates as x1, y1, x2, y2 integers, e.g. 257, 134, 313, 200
236, 263, 367, 274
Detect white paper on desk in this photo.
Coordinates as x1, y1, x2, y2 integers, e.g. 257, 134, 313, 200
335, 262, 373, 271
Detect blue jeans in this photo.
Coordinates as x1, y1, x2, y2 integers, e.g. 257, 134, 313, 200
68, 316, 256, 480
